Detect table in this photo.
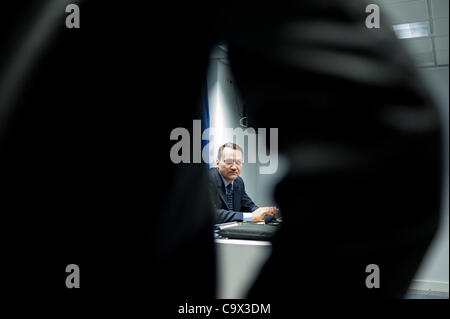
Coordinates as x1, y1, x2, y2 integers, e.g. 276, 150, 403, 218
215, 238, 272, 298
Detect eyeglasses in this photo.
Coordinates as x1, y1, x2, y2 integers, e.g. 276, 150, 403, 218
223, 158, 242, 165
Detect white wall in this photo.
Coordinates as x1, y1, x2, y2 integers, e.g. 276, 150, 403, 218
207, 58, 288, 207
207, 59, 276, 205
208, 58, 288, 298
411, 66, 449, 291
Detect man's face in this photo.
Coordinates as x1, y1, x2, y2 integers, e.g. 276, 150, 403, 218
216, 147, 243, 182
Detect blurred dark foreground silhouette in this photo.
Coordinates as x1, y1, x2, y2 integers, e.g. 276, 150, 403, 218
0, 0, 443, 310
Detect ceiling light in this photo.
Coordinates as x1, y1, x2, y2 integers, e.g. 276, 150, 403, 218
392, 21, 430, 39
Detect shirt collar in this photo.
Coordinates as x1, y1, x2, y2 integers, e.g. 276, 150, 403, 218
219, 173, 233, 189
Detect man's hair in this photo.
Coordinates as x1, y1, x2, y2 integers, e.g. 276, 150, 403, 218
217, 142, 243, 160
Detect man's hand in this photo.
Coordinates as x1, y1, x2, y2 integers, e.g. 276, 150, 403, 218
252, 206, 279, 222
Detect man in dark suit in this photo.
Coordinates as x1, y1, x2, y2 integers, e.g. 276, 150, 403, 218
209, 142, 278, 223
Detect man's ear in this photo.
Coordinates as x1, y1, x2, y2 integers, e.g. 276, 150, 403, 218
216, 159, 219, 167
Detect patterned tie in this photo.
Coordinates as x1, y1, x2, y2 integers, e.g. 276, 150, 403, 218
226, 183, 233, 210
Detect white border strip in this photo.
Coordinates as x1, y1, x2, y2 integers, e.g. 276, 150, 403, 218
215, 239, 272, 246
409, 280, 449, 292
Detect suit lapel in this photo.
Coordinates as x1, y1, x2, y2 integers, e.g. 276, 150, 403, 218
214, 169, 229, 208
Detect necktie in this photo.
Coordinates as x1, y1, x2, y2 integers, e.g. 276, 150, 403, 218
226, 183, 233, 210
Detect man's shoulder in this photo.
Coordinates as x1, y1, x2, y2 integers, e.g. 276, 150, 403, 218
208, 167, 219, 182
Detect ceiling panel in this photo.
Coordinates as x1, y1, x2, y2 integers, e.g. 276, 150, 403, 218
433, 18, 449, 36
434, 35, 449, 66
435, 36, 449, 51
436, 51, 449, 65
378, 0, 449, 67
431, 0, 449, 19
385, 0, 429, 24
403, 37, 434, 53
411, 51, 436, 66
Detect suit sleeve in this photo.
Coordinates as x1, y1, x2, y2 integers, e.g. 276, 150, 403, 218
215, 209, 244, 224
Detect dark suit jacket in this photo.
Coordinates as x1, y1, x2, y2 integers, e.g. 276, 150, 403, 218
208, 168, 258, 223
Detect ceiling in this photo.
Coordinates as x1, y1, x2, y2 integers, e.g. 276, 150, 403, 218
376, 0, 449, 67
212, 0, 448, 68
